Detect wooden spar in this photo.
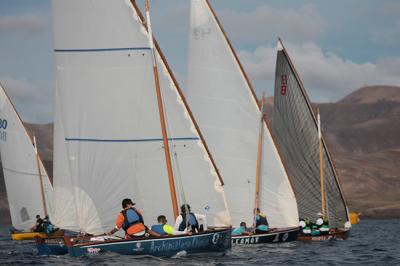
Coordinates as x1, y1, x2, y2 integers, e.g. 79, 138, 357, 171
145, 0, 179, 219
33, 136, 48, 217
254, 92, 266, 212
130, 1, 225, 187
317, 109, 326, 217
253, 92, 266, 229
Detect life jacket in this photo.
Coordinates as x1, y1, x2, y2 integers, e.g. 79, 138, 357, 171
178, 213, 199, 232
43, 220, 55, 234
311, 229, 321, 236
256, 214, 269, 227
151, 224, 167, 236
302, 226, 311, 234
121, 208, 144, 232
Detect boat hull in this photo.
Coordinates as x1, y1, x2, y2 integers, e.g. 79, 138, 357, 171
11, 230, 64, 241
298, 229, 350, 241
66, 229, 231, 257
231, 227, 299, 245
36, 237, 68, 256
12, 232, 47, 241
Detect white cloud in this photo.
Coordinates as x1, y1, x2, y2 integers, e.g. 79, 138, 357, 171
219, 4, 327, 44
0, 77, 52, 123
0, 14, 46, 33
238, 42, 400, 102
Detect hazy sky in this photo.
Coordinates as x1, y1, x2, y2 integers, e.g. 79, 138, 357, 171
1, 0, 400, 123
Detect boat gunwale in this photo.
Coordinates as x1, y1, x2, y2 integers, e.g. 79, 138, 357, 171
231, 226, 300, 240
67, 228, 232, 248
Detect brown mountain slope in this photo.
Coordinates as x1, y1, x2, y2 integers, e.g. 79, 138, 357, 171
0, 85, 399, 225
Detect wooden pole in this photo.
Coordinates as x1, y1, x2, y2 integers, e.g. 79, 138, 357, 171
254, 92, 266, 227
145, 0, 179, 219
33, 136, 48, 217
318, 109, 326, 218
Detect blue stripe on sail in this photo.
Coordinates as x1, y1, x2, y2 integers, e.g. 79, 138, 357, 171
65, 137, 199, 143
54, 47, 151, 53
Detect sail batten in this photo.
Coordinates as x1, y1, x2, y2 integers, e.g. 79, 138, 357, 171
273, 39, 349, 228
187, 0, 298, 228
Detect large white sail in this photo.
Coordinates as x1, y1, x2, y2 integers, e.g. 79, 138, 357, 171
51, 0, 230, 234
0, 83, 53, 230
187, 0, 298, 228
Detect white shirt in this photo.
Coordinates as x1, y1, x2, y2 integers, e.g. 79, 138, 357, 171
316, 218, 324, 226
299, 220, 306, 228
174, 213, 207, 231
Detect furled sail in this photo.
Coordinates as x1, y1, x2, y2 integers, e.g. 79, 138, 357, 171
51, 0, 230, 234
0, 83, 53, 230
187, 0, 298, 228
273, 39, 349, 229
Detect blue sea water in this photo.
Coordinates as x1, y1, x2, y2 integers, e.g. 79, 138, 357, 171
0, 219, 399, 265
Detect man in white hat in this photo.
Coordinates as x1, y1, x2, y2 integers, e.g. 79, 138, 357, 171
316, 212, 324, 227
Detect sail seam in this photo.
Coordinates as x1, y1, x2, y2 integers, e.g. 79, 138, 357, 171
54, 47, 151, 53
65, 137, 199, 143
3, 167, 42, 177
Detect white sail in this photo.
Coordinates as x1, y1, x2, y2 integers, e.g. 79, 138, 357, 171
51, 0, 230, 234
0, 83, 53, 230
187, 0, 298, 228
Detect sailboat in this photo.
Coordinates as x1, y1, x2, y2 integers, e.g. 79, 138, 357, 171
0, 83, 58, 240
39, 0, 232, 257
273, 39, 351, 241
187, 0, 299, 244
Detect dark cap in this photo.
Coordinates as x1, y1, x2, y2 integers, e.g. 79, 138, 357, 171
122, 198, 135, 208
180, 204, 191, 213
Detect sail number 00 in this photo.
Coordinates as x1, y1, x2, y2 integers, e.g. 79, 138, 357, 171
0, 119, 7, 142
0, 119, 7, 129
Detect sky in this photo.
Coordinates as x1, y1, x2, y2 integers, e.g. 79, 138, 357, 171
0, 0, 400, 123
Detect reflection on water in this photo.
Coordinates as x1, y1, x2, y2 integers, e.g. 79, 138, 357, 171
0, 219, 399, 265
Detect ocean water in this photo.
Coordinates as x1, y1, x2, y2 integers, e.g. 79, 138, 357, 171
0, 219, 399, 265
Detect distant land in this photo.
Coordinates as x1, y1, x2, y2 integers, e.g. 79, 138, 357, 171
1, 85, 399, 225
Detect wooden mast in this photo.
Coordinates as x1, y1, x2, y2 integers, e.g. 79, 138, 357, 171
253, 92, 266, 230
254, 92, 266, 212
33, 136, 48, 217
318, 109, 326, 218
145, 0, 179, 219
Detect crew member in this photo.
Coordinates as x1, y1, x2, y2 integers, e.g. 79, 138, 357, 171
232, 222, 250, 236
30, 215, 44, 232
151, 215, 187, 236
42, 215, 57, 234
316, 212, 324, 227
319, 217, 330, 235
299, 218, 306, 229
254, 208, 269, 234
107, 198, 159, 239
302, 219, 312, 235
174, 204, 207, 233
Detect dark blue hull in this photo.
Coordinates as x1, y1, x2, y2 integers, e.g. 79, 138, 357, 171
232, 227, 299, 244
66, 229, 231, 257
36, 237, 68, 256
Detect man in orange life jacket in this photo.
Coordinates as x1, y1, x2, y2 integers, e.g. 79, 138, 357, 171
107, 198, 159, 239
